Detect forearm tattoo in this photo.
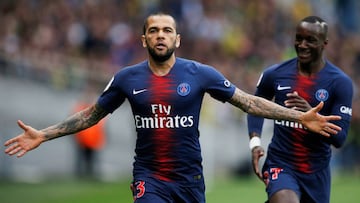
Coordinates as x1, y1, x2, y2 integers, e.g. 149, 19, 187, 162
42, 103, 108, 140
229, 88, 301, 122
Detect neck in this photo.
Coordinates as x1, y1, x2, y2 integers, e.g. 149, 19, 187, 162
298, 58, 325, 77
148, 55, 176, 76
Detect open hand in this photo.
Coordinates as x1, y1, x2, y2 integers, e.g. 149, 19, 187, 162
301, 102, 341, 137
4, 120, 45, 157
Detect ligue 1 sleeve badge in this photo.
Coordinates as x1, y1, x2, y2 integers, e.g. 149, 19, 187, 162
177, 83, 191, 96
315, 89, 329, 102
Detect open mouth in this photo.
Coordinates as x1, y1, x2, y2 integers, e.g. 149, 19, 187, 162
155, 43, 167, 50
297, 49, 311, 59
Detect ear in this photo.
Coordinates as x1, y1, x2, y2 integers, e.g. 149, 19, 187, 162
141, 35, 147, 48
323, 38, 329, 46
175, 34, 181, 48
320, 38, 328, 51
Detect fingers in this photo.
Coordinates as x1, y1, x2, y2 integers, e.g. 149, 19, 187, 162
16, 150, 27, 158
286, 91, 298, 97
4, 120, 35, 158
313, 101, 324, 112
321, 116, 342, 136
4, 120, 28, 147
4, 142, 18, 153
319, 123, 342, 137
4, 139, 28, 157
253, 158, 260, 173
4, 136, 18, 147
324, 124, 341, 134
327, 122, 342, 131
318, 130, 331, 137
17, 120, 28, 131
8, 146, 21, 156
285, 92, 311, 112
252, 147, 264, 180
256, 168, 263, 180
253, 161, 263, 180
4, 142, 25, 156
4, 120, 26, 146
325, 115, 342, 122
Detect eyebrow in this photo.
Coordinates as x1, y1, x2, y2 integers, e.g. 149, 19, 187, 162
147, 25, 174, 31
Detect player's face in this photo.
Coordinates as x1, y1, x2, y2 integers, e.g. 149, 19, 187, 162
294, 22, 327, 66
142, 15, 180, 62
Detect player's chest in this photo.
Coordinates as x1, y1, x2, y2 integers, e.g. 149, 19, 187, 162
273, 75, 333, 104
125, 75, 202, 107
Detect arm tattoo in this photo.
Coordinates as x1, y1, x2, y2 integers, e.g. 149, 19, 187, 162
229, 88, 302, 122
42, 103, 108, 140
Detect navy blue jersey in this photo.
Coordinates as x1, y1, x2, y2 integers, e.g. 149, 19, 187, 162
98, 57, 235, 183
248, 58, 353, 173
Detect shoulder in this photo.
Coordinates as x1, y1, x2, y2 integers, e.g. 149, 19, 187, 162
176, 57, 218, 74
321, 62, 354, 98
324, 61, 353, 84
259, 58, 296, 83
114, 61, 148, 78
176, 57, 211, 69
263, 58, 297, 74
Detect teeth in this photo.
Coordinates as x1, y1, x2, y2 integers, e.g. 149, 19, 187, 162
299, 51, 310, 55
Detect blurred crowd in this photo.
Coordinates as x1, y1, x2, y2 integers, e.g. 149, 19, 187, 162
0, 0, 359, 171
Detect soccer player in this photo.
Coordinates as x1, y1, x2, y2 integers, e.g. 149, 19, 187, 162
247, 16, 353, 203
5, 13, 341, 203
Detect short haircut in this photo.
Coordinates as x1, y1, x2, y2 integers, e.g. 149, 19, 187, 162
142, 13, 177, 35
300, 16, 328, 39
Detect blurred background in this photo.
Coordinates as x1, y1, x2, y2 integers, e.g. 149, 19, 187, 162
0, 0, 359, 187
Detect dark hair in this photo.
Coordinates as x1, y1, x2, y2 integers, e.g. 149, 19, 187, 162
142, 13, 177, 35
300, 16, 328, 39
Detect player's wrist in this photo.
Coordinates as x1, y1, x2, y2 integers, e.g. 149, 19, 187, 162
249, 136, 261, 150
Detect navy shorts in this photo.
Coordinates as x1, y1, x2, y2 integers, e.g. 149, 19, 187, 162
130, 177, 205, 203
262, 163, 331, 203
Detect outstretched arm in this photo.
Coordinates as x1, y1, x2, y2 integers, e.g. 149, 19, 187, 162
228, 88, 341, 136
4, 103, 108, 157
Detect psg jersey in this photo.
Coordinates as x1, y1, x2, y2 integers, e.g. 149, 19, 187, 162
98, 57, 235, 183
247, 58, 353, 173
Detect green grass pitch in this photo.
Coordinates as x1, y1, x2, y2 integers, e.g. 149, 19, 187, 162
0, 174, 359, 203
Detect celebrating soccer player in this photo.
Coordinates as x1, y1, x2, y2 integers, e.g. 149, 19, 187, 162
4, 13, 342, 203
247, 16, 353, 203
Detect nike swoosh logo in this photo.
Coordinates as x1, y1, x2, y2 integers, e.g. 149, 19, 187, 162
133, 89, 147, 95
277, 85, 291, 91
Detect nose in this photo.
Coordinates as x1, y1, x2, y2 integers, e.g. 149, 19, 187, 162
298, 39, 308, 48
157, 30, 165, 38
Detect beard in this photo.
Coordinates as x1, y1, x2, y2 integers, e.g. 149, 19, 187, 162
146, 43, 175, 63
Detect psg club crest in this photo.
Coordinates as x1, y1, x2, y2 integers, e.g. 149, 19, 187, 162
177, 83, 191, 96
315, 89, 329, 102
